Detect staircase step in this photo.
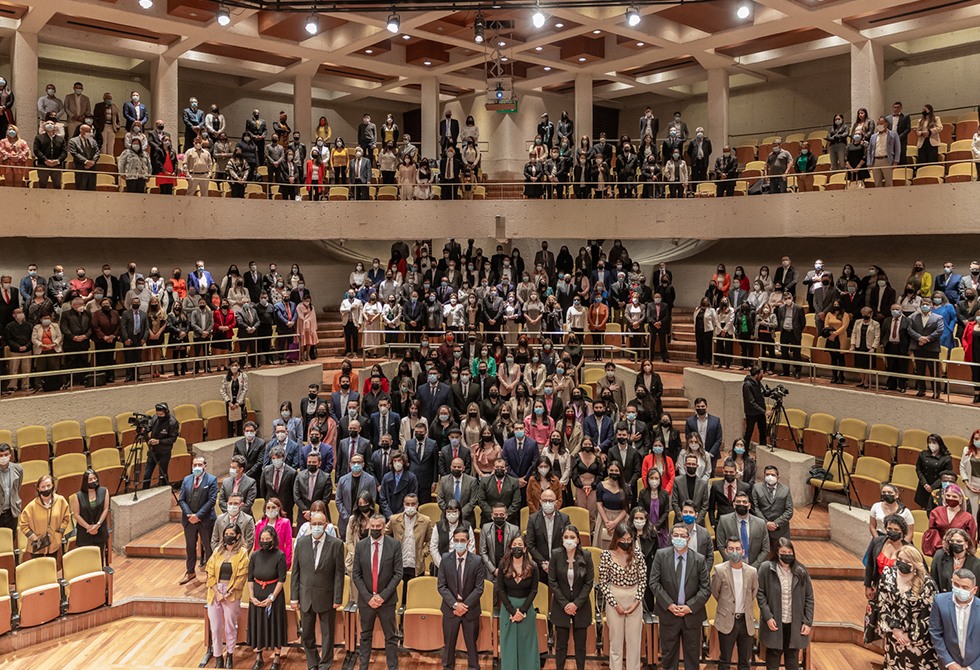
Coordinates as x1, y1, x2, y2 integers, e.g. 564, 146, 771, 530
124, 522, 188, 558
794, 539, 863, 579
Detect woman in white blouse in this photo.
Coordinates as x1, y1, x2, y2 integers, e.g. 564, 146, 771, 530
677, 433, 711, 480
867, 483, 914, 541
349, 262, 366, 289
755, 266, 774, 293
624, 296, 646, 350
497, 353, 522, 399
565, 298, 587, 335
748, 280, 769, 310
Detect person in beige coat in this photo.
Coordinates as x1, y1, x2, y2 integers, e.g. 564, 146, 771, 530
849, 306, 881, 388
31, 317, 63, 392
384, 493, 432, 602
915, 104, 943, 166
711, 536, 759, 670
182, 138, 214, 198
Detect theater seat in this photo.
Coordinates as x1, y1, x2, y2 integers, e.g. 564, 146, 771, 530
837, 418, 867, 458
0, 570, 8, 635
809, 451, 854, 501
170, 437, 193, 482
900, 429, 930, 450
563, 506, 592, 547
115, 412, 137, 448
533, 584, 549, 653
53, 453, 88, 499
851, 457, 892, 507
174, 404, 203, 445
52, 420, 84, 456
84, 416, 117, 453
0, 529, 17, 583
891, 464, 920, 510
92, 448, 124, 495
801, 413, 835, 458
401, 576, 443, 651
201, 400, 228, 440
12, 557, 63, 628
16, 425, 49, 462
19, 461, 50, 504
863, 424, 899, 462
63, 546, 114, 614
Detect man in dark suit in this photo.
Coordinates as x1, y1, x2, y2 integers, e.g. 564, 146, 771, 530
333, 394, 362, 432
646, 296, 672, 362
438, 428, 472, 477
350, 147, 373, 200
607, 429, 642, 493
294, 451, 331, 524
473, 363, 497, 404
301, 384, 329, 435
370, 400, 401, 450
752, 465, 794, 548
92, 265, 120, 307
616, 404, 651, 455
648, 523, 712, 670
122, 92, 148, 131
336, 420, 373, 478
234, 421, 266, 480
742, 365, 770, 446
292, 510, 346, 670
881, 303, 910, 392
451, 374, 481, 419
772, 257, 798, 298
715, 491, 770, 569
533, 241, 556, 279
684, 398, 723, 462
479, 457, 522, 526
811, 277, 839, 334
439, 110, 459, 154
686, 127, 712, 185
502, 430, 539, 503
889, 102, 912, 164
437, 527, 486, 670
351, 515, 402, 670
242, 261, 263, 303
417, 373, 452, 423
479, 501, 521, 577
708, 459, 752, 527
936, 263, 963, 304
258, 444, 297, 524
119, 296, 149, 382
177, 455, 217, 585
218, 455, 257, 513
525, 489, 570, 584
775, 292, 806, 378
404, 423, 439, 503
908, 303, 945, 397
671, 453, 710, 524
582, 399, 615, 453
335, 454, 379, 539
437, 457, 482, 528
440, 146, 463, 201
378, 450, 417, 519
403, 290, 426, 343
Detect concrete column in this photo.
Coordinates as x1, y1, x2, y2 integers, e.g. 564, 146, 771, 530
11, 31, 38, 129
294, 74, 312, 142
421, 76, 439, 159
150, 55, 179, 141
707, 68, 730, 148
574, 73, 593, 141
850, 40, 884, 121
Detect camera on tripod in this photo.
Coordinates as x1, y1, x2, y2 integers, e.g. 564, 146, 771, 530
128, 411, 152, 437
762, 384, 789, 401
830, 431, 848, 452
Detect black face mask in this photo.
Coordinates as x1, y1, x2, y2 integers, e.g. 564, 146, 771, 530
779, 554, 795, 567
359, 505, 371, 514
950, 543, 965, 554
686, 466, 698, 476
511, 547, 524, 558
618, 539, 633, 550
493, 517, 506, 527
494, 468, 506, 478
617, 437, 627, 445
886, 530, 902, 542
369, 528, 383, 540
734, 504, 749, 516
895, 560, 912, 575
416, 433, 427, 442
308, 464, 319, 473
724, 474, 736, 483
451, 469, 464, 478
881, 493, 896, 504
661, 419, 671, 427
341, 383, 350, 390
260, 540, 274, 550
609, 472, 621, 482
223, 536, 237, 547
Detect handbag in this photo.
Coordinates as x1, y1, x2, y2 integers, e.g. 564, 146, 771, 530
31, 506, 53, 553
227, 403, 243, 422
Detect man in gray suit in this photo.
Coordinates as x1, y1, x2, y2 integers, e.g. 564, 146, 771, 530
436, 457, 482, 528
437, 527, 486, 670
350, 147, 372, 201
479, 501, 520, 577
119, 296, 149, 382
711, 536, 759, 670
218, 455, 257, 513
0, 443, 23, 530
715, 491, 770, 569
292, 511, 346, 670
670, 453, 710, 524
907, 302, 944, 397
775, 292, 806, 379
210, 492, 255, 552
67, 123, 100, 191
649, 523, 711, 670
752, 465, 794, 551
351, 514, 403, 670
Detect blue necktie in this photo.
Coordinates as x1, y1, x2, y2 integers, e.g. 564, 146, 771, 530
134, 310, 140, 332
740, 519, 749, 556
454, 479, 461, 501
676, 554, 687, 606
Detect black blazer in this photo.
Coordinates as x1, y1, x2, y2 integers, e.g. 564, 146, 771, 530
94, 275, 121, 304
774, 304, 806, 339
648, 547, 711, 627
258, 463, 297, 513
438, 443, 472, 477
548, 548, 594, 628
293, 469, 331, 516
405, 437, 440, 492
864, 535, 912, 588
436, 550, 485, 620
479, 474, 522, 520
526, 510, 571, 567
291, 534, 345, 613
606, 442, 642, 492
119, 309, 149, 343
638, 486, 672, 536
880, 314, 910, 352
351, 535, 403, 607
707, 479, 752, 527
234, 436, 268, 479
300, 397, 328, 433
930, 549, 980, 593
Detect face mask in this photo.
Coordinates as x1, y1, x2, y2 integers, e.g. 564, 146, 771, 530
671, 536, 688, 550
192, 467, 204, 477
351, 464, 363, 474
951, 542, 965, 554
446, 512, 459, 523
511, 546, 525, 558
946, 498, 960, 508
886, 529, 903, 542
370, 528, 384, 540
765, 475, 777, 486
953, 586, 974, 603
878, 281, 887, 288
541, 501, 556, 515
454, 541, 467, 554
281, 411, 291, 420
271, 458, 284, 468
778, 554, 795, 567
514, 429, 525, 439
265, 507, 279, 519
929, 442, 939, 452
451, 467, 464, 478
260, 540, 275, 550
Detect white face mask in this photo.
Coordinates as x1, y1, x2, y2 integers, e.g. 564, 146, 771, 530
765, 475, 777, 486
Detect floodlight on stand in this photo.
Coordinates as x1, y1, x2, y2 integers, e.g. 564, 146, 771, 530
305, 13, 319, 34
216, 5, 231, 25
474, 12, 485, 43
386, 11, 400, 33
138, 0, 153, 8
626, 6, 641, 27
736, 1, 751, 19
531, 2, 545, 28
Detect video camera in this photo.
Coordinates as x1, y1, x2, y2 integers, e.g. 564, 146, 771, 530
830, 431, 848, 451
128, 411, 152, 436
762, 384, 789, 401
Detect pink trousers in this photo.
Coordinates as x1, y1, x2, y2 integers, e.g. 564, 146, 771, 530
209, 584, 239, 656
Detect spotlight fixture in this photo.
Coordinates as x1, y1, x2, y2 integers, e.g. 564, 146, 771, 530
495, 83, 504, 99
138, 0, 153, 8
531, 2, 545, 28
386, 11, 400, 34
305, 13, 319, 34
216, 5, 231, 25
473, 11, 485, 43
626, 6, 640, 27
736, 1, 751, 18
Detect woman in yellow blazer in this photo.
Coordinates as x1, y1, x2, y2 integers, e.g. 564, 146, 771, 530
906, 261, 933, 299
206, 523, 250, 668
329, 138, 349, 184
915, 104, 943, 165
19, 474, 72, 560
315, 116, 331, 142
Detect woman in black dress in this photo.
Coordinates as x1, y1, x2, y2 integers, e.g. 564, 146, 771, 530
914, 435, 952, 509
630, 507, 658, 612
70, 469, 110, 563
247, 525, 288, 670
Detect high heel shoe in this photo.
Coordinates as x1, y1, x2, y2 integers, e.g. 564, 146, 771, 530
251, 652, 263, 670
269, 657, 281, 670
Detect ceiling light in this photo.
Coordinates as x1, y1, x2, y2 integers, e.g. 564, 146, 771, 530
386, 11, 400, 33
636, 42, 644, 46
578, 57, 586, 61
216, 5, 231, 26
498, 41, 506, 46
535, 46, 542, 51
304, 13, 319, 34
736, 1, 751, 18
532, 4, 546, 29
626, 6, 640, 27
593, 29, 601, 34
501, 57, 508, 61
424, 60, 432, 65
474, 12, 485, 43
543, 66, 552, 71
555, 22, 563, 27
402, 34, 410, 39
138, 0, 153, 8
365, 49, 373, 53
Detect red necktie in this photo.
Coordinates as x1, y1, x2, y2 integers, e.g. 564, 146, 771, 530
497, 479, 502, 494
3, 289, 7, 302
728, 484, 734, 502
372, 541, 380, 593
194, 477, 200, 489
286, 304, 292, 319
274, 469, 280, 490
453, 447, 458, 460
497, 528, 503, 543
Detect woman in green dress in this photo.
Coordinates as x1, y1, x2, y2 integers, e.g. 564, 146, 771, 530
495, 534, 540, 670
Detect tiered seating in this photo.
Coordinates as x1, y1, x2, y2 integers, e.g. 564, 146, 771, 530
63, 546, 114, 614
12, 557, 63, 627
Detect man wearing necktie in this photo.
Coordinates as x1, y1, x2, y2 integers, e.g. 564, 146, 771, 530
479, 502, 519, 577
120, 296, 148, 382
437, 527, 486, 670
649, 524, 711, 670
178, 456, 217, 585
716, 492, 769, 569
438, 456, 480, 528
351, 515, 402, 670
292, 511, 345, 670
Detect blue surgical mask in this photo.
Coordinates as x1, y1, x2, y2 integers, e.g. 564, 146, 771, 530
454, 542, 467, 554
734, 447, 745, 455
351, 463, 363, 474
653, 446, 663, 455
891, 309, 901, 317
281, 411, 290, 420
192, 467, 204, 477
626, 413, 636, 421
953, 586, 973, 603
681, 514, 696, 525
514, 429, 525, 439
534, 407, 544, 415
429, 373, 439, 383
921, 304, 932, 313
672, 536, 688, 549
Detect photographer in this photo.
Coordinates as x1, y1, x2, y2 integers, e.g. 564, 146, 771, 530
742, 364, 770, 446
141, 402, 181, 489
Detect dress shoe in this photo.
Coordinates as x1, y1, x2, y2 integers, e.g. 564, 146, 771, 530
215, 656, 224, 668
225, 653, 233, 668
251, 653, 263, 670
794, 371, 801, 379
270, 659, 281, 670
179, 573, 195, 585
916, 390, 926, 397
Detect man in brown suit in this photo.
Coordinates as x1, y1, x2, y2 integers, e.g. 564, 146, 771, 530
711, 536, 759, 670
384, 492, 432, 605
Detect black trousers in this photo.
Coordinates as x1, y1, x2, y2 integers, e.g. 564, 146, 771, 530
914, 351, 939, 392
716, 335, 734, 367
182, 516, 214, 575
358, 604, 398, 670
75, 170, 97, 191
779, 329, 802, 374
301, 607, 337, 670
95, 340, 116, 380
123, 342, 142, 380
442, 613, 480, 670
765, 625, 800, 670
757, 331, 775, 371
63, 340, 90, 373
737, 335, 754, 368
744, 413, 767, 446
660, 619, 701, 670
716, 180, 735, 197
353, 184, 369, 201
126, 178, 146, 193
554, 624, 587, 670
142, 449, 172, 489
696, 329, 713, 365
650, 326, 669, 361
0, 510, 16, 531
442, 179, 459, 200
344, 321, 359, 354
884, 343, 908, 390
718, 616, 754, 670
256, 328, 273, 364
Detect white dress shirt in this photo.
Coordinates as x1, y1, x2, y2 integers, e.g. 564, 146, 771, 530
955, 598, 972, 662
732, 565, 744, 614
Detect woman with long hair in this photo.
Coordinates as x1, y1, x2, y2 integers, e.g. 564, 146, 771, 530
344, 491, 376, 573
496, 534, 539, 670
875, 545, 940, 670
631, 507, 659, 611
254, 497, 293, 568
595, 462, 631, 549
729, 437, 756, 485
960, 430, 980, 507
929, 527, 980, 593
923, 483, 976, 557
549, 526, 593, 670
220, 360, 248, 437
598, 522, 645, 670
758, 538, 814, 670
915, 104, 943, 166
70, 469, 110, 563
637, 469, 670, 550
527, 455, 563, 514
206, 522, 249, 668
